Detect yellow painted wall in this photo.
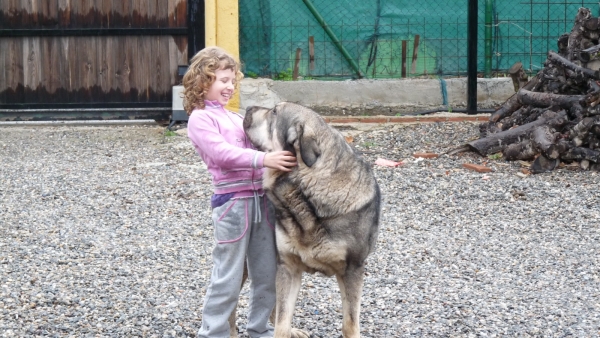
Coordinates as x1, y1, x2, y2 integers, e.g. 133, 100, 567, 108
205, 0, 241, 112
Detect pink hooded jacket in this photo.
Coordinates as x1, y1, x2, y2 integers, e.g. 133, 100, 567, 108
187, 100, 266, 195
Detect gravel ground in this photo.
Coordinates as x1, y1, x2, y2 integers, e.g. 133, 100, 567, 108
1, 121, 599, 337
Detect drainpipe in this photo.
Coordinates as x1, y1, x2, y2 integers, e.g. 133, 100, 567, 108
484, 0, 493, 77
301, 0, 364, 78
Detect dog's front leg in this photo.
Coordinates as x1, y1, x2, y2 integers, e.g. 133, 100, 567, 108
274, 260, 309, 338
336, 264, 366, 338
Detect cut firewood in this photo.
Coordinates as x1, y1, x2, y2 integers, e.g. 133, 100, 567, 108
530, 154, 559, 173
498, 106, 531, 131
453, 6, 600, 173
509, 62, 529, 92
579, 44, 600, 63
586, 134, 600, 149
561, 147, 600, 162
567, 7, 592, 58
517, 88, 585, 109
490, 75, 539, 123
502, 139, 537, 161
532, 125, 560, 159
555, 139, 574, 156
467, 110, 567, 156
547, 51, 600, 79
570, 116, 599, 144
557, 33, 569, 55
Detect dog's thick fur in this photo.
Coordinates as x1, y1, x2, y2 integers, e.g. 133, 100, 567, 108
243, 102, 380, 338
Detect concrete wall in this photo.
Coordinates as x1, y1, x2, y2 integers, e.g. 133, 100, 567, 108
239, 77, 515, 116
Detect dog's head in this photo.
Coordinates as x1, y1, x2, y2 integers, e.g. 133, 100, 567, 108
243, 102, 321, 167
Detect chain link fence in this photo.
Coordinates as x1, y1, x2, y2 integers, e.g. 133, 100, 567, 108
239, 0, 600, 80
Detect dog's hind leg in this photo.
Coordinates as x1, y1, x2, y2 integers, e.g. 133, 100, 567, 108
274, 260, 310, 338
336, 264, 365, 338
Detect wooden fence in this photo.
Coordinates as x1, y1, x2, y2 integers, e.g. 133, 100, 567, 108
0, 0, 200, 121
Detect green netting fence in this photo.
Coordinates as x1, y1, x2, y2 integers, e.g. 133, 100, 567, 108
239, 0, 600, 79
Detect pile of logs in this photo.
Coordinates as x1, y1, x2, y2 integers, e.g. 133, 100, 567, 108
459, 7, 600, 173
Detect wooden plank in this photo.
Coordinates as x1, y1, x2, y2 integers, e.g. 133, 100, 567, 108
167, 0, 177, 27
21, 0, 33, 28
97, 36, 112, 97
38, 37, 51, 102
160, 36, 171, 100
174, 0, 186, 27
411, 34, 420, 74
69, 0, 83, 27
5, 38, 24, 103
108, 36, 118, 96
92, 0, 104, 27
126, 36, 135, 102
49, 37, 62, 102
69, 0, 80, 27
128, 36, 139, 102
175, 36, 187, 64
31, 0, 41, 27
74, 37, 97, 102
23, 37, 42, 103
309, 36, 315, 71
79, 0, 94, 28
40, 37, 51, 101
293, 48, 301, 80
29, 0, 41, 27
0, 2, 8, 29
131, 0, 148, 28
156, 0, 167, 28
168, 36, 179, 87
57, 36, 70, 103
141, 36, 152, 101
45, 0, 55, 27
0, 39, 6, 102
97, 0, 110, 28
167, 2, 187, 85
91, 36, 101, 102
154, 36, 168, 101
110, 0, 122, 27
5, 0, 21, 29
2, 38, 18, 103
58, 0, 71, 28
115, 36, 132, 102
113, 0, 136, 28
148, 0, 158, 27
41, 0, 60, 28
68, 36, 80, 102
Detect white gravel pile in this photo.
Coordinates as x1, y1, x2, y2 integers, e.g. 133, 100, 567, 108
1, 122, 599, 337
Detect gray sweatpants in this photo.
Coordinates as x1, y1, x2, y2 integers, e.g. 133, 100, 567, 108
198, 195, 277, 338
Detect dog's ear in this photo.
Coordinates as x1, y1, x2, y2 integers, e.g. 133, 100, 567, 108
276, 115, 297, 156
297, 125, 320, 167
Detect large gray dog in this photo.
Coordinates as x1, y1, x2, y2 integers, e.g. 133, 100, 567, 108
243, 102, 380, 338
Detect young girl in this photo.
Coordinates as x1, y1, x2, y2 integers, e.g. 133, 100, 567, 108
182, 46, 296, 338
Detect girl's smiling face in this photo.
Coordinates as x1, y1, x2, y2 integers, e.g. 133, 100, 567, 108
206, 68, 236, 106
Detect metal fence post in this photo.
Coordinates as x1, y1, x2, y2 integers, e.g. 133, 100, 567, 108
467, 0, 478, 114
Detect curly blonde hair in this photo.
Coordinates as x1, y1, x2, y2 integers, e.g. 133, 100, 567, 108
181, 46, 244, 115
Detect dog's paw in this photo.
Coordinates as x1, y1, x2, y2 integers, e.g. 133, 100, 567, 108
290, 328, 311, 338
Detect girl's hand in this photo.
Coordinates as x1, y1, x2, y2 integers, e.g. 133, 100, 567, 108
264, 151, 297, 172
